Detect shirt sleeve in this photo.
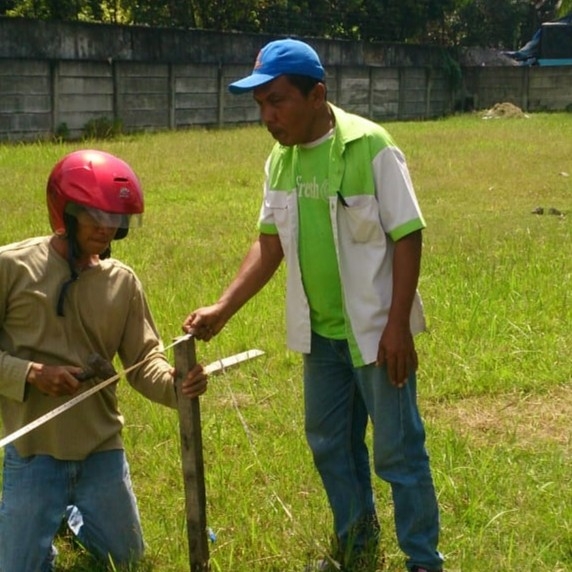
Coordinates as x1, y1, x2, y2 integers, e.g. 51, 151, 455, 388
118, 275, 177, 409
372, 146, 426, 241
257, 155, 279, 235
0, 253, 31, 402
0, 352, 30, 402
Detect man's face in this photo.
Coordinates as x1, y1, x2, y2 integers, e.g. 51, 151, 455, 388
74, 209, 119, 256
253, 76, 324, 146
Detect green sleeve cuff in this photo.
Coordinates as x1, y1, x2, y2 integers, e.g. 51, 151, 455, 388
257, 222, 279, 235
389, 218, 426, 241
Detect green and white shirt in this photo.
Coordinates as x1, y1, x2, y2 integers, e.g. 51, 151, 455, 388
258, 104, 426, 366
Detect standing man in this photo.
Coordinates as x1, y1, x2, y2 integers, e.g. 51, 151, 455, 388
184, 39, 444, 572
0, 149, 208, 572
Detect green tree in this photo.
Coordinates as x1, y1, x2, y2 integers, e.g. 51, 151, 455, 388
557, 0, 572, 17
2, 0, 566, 47
0, 0, 18, 15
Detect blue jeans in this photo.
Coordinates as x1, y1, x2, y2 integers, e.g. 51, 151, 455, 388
303, 332, 443, 571
0, 446, 144, 572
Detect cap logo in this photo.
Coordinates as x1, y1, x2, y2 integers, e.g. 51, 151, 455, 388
118, 187, 131, 199
253, 49, 263, 71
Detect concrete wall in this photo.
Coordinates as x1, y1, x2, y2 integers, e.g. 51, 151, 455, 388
1, 18, 571, 142
0, 17, 448, 67
462, 65, 572, 112
0, 59, 454, 141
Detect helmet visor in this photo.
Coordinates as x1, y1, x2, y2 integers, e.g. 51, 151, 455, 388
66, 203, 143, 229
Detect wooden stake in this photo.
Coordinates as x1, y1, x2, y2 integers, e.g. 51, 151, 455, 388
174, 336, 210, 571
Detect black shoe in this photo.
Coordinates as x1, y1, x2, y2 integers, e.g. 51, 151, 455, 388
307, 513, 381, 572
410, 566, 443, 572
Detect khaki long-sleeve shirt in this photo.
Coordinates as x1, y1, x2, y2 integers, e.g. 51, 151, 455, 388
0, 236, 176, 460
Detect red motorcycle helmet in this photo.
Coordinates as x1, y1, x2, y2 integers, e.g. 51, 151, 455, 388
47, 149, 144, 239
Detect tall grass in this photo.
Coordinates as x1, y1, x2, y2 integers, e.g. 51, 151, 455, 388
0, 111, 571, 571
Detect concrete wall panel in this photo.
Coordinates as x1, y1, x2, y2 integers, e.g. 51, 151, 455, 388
1, 19, 571, 141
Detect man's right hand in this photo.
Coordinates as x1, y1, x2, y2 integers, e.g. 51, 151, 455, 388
183, 303, 226, 341
183, 234, 284, 342
26, 363, 83, 397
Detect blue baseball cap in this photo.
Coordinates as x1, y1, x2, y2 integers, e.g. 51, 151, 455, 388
228, 39, 325, 94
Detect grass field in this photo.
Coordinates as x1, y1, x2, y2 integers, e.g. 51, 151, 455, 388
0, 110, 571, 571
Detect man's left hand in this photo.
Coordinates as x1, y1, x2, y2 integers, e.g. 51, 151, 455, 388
376, 321, 418, 388
175, 364, 208, 398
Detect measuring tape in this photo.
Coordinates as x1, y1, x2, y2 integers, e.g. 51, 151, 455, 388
0, 335, 264, 449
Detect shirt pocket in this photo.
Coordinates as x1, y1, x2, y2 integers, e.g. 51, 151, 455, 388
338, 194, 384, 243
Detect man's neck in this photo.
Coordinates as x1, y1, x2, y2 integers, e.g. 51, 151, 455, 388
304, 103, 335, 144
50, 235, 99, 270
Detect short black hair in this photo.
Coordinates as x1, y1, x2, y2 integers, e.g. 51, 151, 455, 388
285, 74, 326, 97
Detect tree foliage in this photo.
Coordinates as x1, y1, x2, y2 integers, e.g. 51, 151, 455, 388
0, 0, 567, 48
557, 0, 572, 17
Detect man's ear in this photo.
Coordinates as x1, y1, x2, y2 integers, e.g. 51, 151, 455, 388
310, 82, 327, 107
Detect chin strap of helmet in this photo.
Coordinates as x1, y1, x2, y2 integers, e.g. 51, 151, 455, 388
56, 213, 112, 317
56, 236, 80, 317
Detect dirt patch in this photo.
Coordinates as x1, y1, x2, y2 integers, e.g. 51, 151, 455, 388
482, 102, 529, 119
425, 385, 572, 452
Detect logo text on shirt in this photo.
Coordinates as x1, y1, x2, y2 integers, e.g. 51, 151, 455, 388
296, 176, 330, 201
